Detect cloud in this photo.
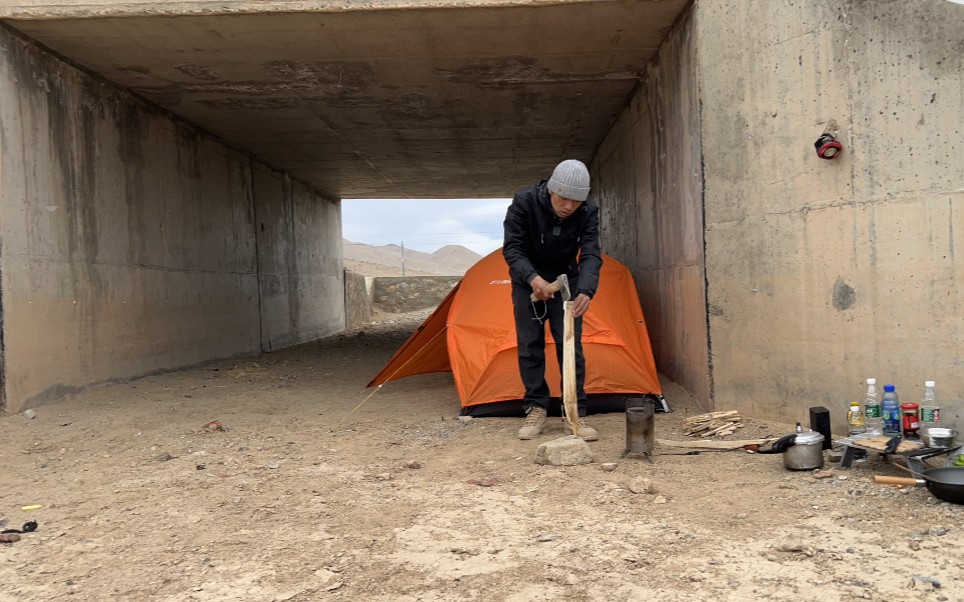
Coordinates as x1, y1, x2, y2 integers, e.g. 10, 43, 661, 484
342, 198, 512, 255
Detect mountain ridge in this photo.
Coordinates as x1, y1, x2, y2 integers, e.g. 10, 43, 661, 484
343, 239, 484, 276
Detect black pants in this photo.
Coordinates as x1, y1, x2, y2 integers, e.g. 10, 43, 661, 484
511, 283, 587, 416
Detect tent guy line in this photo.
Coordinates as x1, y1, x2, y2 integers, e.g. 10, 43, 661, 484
328, 325, 449, 432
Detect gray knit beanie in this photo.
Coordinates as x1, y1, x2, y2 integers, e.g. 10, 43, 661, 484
547, 159, 591, 201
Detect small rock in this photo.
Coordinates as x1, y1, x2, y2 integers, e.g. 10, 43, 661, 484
778, 540, 805, 552
813, 469, 834, 479
23, 409, 37, 419
837, 475, 849, 481
467, 475, 499, 487
600, 463, 618, 472
404, 460, 422, 469
909, 540, 921, 551
652, 495, 668, 504
374, 473, 393, 481
536, 534, 557, 542
457, 416, 474, 424
912, 575, 941, 588
628, 477, 655, 494
266, 461, 280, 469
932, 527, 950, 536
155, 453, 175, 462
0, 534, 21, 544
313, 568, 344, 591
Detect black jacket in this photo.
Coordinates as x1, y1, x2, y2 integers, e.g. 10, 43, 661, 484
502, 179, 602, 299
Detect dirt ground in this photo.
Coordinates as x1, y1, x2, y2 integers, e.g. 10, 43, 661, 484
2, 309, 962, 602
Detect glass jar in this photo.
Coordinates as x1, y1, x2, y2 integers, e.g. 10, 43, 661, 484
901, 403, 920, 438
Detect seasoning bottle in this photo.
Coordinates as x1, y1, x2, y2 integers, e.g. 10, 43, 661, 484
847, 401, 866, 436
901, 403, 921, 439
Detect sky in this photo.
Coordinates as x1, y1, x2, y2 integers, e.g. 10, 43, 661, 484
342, 198, 513, 256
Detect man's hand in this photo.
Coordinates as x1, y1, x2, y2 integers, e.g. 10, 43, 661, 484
529, 275, 555, 301
571, 293, 591, 318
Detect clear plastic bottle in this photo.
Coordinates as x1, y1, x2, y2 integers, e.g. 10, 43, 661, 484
881, 384, 901, 437
920, 380, 939, 439
847, 401, 866, 435
864, 378, 882, 435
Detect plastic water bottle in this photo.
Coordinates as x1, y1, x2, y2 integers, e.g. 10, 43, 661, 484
864, 378, 882, 435
847, 401, 866, 435
920, 380, 939, 438
881, 384, 901, 437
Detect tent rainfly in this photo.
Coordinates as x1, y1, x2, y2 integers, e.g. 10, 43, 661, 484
368, 249, 661, 416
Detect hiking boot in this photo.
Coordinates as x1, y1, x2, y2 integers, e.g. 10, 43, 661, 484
564, 419, 599, 441
517, 406, 548, 440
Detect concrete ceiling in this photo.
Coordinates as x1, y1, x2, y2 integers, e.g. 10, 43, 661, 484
3, 0, 689, 199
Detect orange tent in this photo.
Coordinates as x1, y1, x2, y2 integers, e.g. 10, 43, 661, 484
368, 249, 661, 415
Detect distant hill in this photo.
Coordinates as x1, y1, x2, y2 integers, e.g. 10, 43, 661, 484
343, 239, 483, 276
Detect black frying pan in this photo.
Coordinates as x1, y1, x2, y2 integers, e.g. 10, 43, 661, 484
876, 465, 964, 504
919, 467, 964, 504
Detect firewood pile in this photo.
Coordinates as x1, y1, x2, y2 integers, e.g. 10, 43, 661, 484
683, 410, 743, 437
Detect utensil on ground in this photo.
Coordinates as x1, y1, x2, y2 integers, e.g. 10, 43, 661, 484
878, 463, 964, 504
625, 401, 655, 455
783, 430, 824, 470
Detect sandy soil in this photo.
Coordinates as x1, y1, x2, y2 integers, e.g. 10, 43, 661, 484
2, 309, 962, 602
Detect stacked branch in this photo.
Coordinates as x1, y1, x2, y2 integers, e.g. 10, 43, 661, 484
684, 410, 743, 437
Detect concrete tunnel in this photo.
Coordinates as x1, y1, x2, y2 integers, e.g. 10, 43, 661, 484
2, 1, 963, 426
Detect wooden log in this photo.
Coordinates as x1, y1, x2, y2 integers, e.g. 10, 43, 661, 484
684, 410, 740, 426
685, 418, 744, 437
562, 300, 579, 435
657, 438, 776, 450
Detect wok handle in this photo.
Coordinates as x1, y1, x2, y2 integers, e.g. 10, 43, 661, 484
873, 476, 922, 487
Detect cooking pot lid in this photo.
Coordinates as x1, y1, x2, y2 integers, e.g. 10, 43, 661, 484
794, 430, 824, 445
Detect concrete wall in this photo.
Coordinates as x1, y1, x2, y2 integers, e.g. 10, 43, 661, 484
0, 25, 343, 413
596, 0, 964, 428
344, 273, 459, 329
698, 0, 964, 426
592, 7, 711, 408
253, 164, 343, 352
344, 269, 374, 329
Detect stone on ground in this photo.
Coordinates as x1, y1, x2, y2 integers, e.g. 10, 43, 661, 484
534, 435, 593, 466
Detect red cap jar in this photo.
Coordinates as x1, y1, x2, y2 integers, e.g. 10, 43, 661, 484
901, 403, 920, 438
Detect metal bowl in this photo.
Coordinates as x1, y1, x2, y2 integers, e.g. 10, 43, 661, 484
927, 427, 958, 448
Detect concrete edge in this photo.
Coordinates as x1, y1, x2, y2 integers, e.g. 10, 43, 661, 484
0, 0, 604, 20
